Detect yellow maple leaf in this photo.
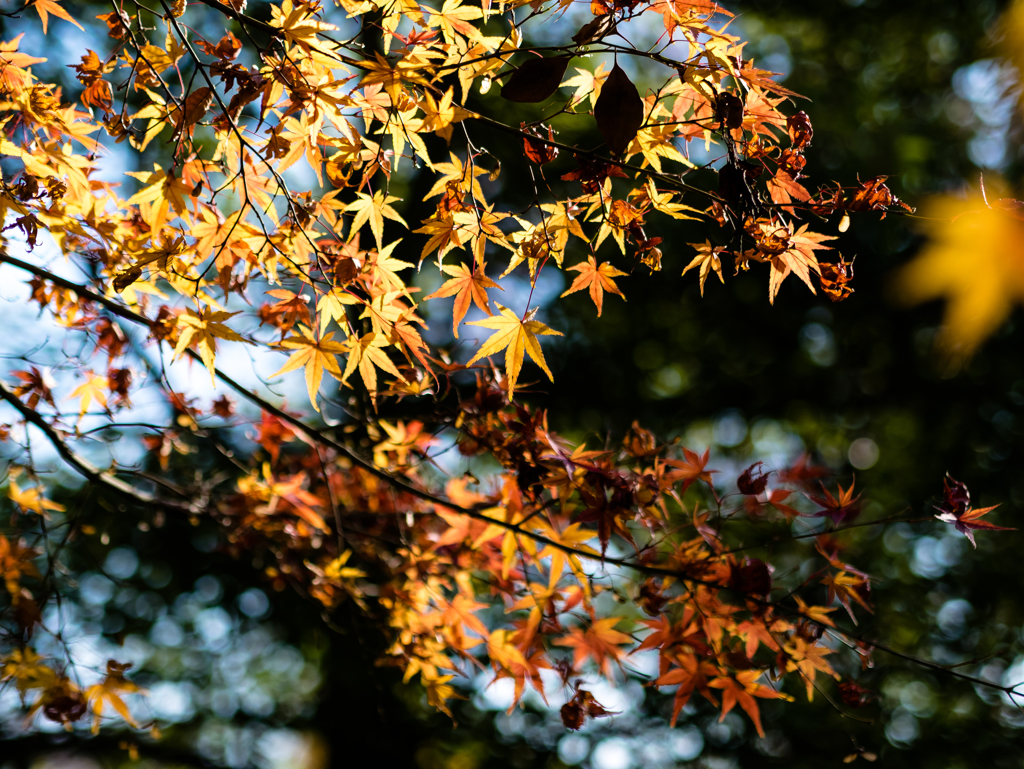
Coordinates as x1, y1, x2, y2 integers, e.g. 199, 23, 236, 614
172, 308, 250, 386
1, 648, 57, 694
324, 549, 367, 580
562, 62, 609, 110
345, 191, 407, 252
316, 288, 360, 335
898, 191, 1024, 354
466, 304, 563, 400
269, 0, 339, 53
67, 372, 108, 419
683, 240, 726, 296
341, 332, 404, 410
85, 660, 141, 734
124, 165, 193, 233
425, 0, 484, 45
269, 326, 348, 411
419, 87, 475, 143
8, 479, 65, 517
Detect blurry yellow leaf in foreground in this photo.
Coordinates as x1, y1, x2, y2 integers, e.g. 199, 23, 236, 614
898, 192, 1024, 354
1000, 1, 1024, 114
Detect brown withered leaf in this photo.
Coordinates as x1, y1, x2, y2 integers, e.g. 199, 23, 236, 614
197, 31, 241, 61
838, 680, 877, 708
561, 157, 628, 194
787, 111, 813, 150
560, 686, 615, 730
594, 63, 644, 156
819, 256, 855, 302
737, 462, 769, 495
522, 122, 559, 165
172, 86, 213, 141
501, 55, 572, 103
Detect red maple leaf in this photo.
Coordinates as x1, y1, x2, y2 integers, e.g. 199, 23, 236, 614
934, 475, 1013, 548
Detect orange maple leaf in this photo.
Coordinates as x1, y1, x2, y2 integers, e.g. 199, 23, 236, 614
709, 670, 791, 738
32, 0, 83, 34
554, 617, 632, 677
424, 261, 501, 337
560, 256, 627, 317
665, 448, 717, 494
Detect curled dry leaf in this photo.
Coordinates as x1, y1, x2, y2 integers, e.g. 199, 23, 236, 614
521, 123, 559, 165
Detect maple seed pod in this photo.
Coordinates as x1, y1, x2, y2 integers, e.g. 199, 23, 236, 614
501, 55, 573, 103
594, 63, 644, 156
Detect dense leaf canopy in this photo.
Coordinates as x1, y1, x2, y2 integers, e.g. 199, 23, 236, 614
1, 0, 1024, 767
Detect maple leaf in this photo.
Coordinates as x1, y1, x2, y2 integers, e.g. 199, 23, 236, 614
655, 653, 720, 726
664, 448, 716, 494
562, 62, 609, 110
466, 305, 563, 400
341, 332, 404, 410
765, 488, 802, 520
0, 534, 41, 594
560, 257, 627, 317
415, 214, 468, 264
269, 0, 339, 53
424, 261, 501, 337
373, 420, 433, 468
683, 241, 726, 296
745, 219, 834, 304
323, 549, 367, 580
418, 86, 474, 142
0, 35, 46, 92
734, 616, 786, 658
68, 372, 108, 418
554, 617, 632, 677
32, 0, 83, 34
425, 0, 484, 44
85, 660, 141, 734
8, 479, 65, 518
346, 191, 408, 252
793, 596, 837, 628
933, 474, 1014, 547
486, 628, 528, 672
783, 637, 838, 702
0, 647, 57, 694
269, 326, 348, 411
737, 462, 769, 495
12, 367, 56, 410
709, 670, 791, 738
809, 480, 862, 526
316, 288, 360, 335
124, 165, 194, 233
260, 288, 311, 335
822, 570, 872, 623
560, 686, 615, 730
362, 240, 414, 291
172, 308, 250, 386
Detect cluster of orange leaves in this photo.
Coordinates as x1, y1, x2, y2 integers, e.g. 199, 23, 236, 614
191, 376, 883, 736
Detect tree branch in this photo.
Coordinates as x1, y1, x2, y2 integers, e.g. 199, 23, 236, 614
0, 380, 194, 514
